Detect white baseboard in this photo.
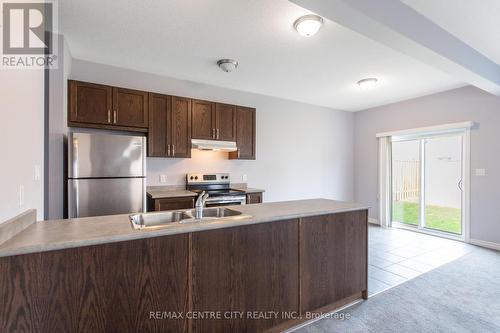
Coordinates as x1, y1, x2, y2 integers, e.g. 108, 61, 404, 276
470, 238, 500, 251
368, 218, 379, 225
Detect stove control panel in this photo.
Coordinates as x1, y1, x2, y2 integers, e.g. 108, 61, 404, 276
187, 173, 230, 184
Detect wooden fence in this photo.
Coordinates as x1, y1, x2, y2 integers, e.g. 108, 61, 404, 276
392, 160, 419, 201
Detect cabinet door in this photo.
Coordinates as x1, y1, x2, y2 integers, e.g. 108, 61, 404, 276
192, 220, 299, 332
148, 93, 170, 157
113, 87, 149, 128
215, 103, 236, 141
246, 192, 262, 204
191, 99, 216, 140
300, 211, 368, 312
171, 97, 192, 158
154, 197, 195, 211
69, 80, 112, 125
229, 106, 255, 160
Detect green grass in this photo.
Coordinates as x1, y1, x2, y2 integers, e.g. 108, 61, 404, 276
392, 201, 461, 234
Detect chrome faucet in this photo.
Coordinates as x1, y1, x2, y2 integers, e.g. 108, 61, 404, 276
195, 191, 209, 219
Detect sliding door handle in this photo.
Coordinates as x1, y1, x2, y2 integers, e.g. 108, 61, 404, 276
458, 179, 463, 191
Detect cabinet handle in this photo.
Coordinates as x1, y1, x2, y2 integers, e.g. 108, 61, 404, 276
113, 110, 117, 124
172, 144, 175, 156
212, 128, 215, 139
167, 144, 170, 156
217, 128, 220, 140
107, 110, 111, 123
237, 149, 240, 159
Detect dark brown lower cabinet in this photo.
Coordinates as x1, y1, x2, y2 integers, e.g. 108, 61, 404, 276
0, 210, 367, 333
0, 235, 189, 333
300, 211, 368, 312
246, 192, 263, 204
148, 196, 195, 212
191, 220, 299, 332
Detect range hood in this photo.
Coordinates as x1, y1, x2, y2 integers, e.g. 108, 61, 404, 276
191, 139, 237, 152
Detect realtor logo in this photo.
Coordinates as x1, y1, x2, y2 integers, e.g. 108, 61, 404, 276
1, 0, 58, 68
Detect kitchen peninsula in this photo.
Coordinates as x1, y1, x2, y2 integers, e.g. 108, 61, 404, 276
0, 199, 368, 332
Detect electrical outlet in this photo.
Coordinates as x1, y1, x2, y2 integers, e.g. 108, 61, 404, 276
19, 185, 24, 207
475, 168, 486, 176
242, 174, 247, 182
159, 175, 168, 183
34, 165, 41, 181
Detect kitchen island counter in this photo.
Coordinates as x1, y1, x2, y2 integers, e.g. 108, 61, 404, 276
0, 199, 367, 258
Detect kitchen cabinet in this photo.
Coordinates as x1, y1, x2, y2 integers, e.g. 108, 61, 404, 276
246, 192, 262, 204
148, 94, 191, 158
191, 100, 237, 141
148, 196, 195, 212
112, 87, 149, 128
191, 99, 216, 140
300, 211, 368, 312
215, 103, 236, 141
68, 80, 148, 132
229, 106, 256, 160
0, 235, 189, 333
69, 80, 112, 125
191, 219, 299, 332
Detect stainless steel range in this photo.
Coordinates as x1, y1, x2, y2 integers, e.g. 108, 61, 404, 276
186, 173, 246, 207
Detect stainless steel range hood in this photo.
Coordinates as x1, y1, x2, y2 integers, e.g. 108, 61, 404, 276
191, 139, 237, 152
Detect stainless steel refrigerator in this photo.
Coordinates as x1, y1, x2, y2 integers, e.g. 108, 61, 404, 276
68, 132, 146, 218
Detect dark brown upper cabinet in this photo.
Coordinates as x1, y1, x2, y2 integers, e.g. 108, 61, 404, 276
148, 93, 191, 158
229, 106, 256, 160
215, 103, 236, 141
112, 87, 148, 128
68, 80, 148, 132
69, 80, 112, 125
170, 96, 192, 158
191, 99, 216, 140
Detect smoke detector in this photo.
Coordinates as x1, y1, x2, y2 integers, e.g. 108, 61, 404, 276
217, 59, 238, 72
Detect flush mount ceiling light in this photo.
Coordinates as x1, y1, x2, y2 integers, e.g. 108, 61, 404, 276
357, 78, 379, 89
294, 15, 324, 37
217, 59, 239, 72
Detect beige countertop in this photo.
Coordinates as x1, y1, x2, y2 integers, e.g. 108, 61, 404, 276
147, 189, 197, 199
0, 199, 368, 258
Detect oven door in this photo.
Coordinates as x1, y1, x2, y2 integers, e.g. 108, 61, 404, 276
205, 196, 246, 207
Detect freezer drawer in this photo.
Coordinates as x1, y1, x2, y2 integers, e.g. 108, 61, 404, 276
69, 132, 146, 178
68, 178, 145, 218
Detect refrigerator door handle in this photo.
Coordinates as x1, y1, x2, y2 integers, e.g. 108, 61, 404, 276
74, 181, 79, 218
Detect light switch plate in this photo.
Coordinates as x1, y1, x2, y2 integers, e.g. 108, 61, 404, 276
242, 174, 247, 182
159, 175, 167, 183
475, 168, 486, 176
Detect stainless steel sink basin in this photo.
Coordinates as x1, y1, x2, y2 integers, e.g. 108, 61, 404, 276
186, 207, 243, 219
129, 207, 248, 230
130, 211, 192, 229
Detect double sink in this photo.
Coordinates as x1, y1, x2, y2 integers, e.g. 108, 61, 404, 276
130, 207, 249, 230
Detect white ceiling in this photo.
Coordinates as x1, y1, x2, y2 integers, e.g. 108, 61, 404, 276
60, 0, 464, 111
403, 0, 500, 65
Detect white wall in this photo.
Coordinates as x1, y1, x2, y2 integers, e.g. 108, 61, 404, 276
0, 69, 45, 222
47, 35, 72, 219
354, 86, 500, 244
70, 60, 355, 203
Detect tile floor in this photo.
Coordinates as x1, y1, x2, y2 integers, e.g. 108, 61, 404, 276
367, 224, 473, 296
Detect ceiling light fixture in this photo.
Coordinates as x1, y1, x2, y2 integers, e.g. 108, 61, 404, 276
357, 78, 378, 88
294, 15, 324, 37
217, 59, 238, 72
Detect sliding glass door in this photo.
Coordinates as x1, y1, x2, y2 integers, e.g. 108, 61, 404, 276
391, 134, 464, 237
